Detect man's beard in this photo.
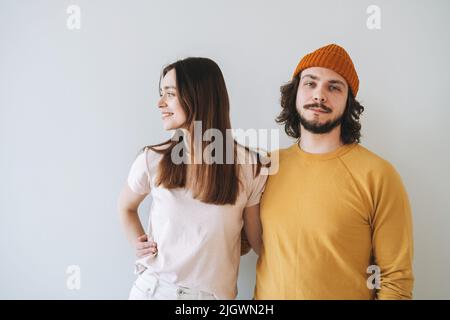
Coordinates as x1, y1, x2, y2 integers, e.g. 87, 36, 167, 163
299, 103, 343, 134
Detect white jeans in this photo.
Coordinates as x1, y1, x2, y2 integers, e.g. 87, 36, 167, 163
128, 269, 218, 300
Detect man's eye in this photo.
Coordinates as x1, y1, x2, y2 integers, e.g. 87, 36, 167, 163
329, 86, 341, 92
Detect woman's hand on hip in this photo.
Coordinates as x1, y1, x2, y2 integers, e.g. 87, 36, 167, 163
135, 234, 158, 258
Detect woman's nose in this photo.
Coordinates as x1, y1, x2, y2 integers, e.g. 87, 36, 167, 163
158, 97, 166, 108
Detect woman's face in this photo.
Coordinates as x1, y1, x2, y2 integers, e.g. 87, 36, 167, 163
158, 69, 187, 131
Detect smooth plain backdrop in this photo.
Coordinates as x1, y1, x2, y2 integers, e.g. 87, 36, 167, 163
1, 0, 449, 299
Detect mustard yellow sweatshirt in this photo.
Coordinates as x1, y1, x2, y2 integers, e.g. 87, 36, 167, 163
255, 143, 414, 299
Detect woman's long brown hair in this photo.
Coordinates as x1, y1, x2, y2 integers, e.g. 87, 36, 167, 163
141, 57, 263, 205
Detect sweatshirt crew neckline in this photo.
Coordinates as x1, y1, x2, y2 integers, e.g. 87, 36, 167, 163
290, 141, 357, 161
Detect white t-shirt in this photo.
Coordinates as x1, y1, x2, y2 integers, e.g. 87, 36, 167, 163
126, 144, 267, 299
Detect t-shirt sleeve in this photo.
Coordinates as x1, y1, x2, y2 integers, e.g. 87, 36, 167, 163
245, 170, 268, 208
127, 150, 151, 195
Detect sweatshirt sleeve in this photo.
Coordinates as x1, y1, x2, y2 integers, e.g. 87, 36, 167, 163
370, 162, 414, 299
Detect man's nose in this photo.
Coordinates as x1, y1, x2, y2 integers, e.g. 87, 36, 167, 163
313, 87, 327, 104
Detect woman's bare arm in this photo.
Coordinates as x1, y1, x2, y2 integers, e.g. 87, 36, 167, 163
243, 204, 263, 255
117, 184, 157, 257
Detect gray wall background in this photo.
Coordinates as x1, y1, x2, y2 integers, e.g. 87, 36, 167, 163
1, 0, 449, 299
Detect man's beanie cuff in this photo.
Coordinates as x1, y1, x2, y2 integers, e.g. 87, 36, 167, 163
292, 44, 359, 97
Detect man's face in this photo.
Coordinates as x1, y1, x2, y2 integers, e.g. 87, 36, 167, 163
296, 67, 349, 134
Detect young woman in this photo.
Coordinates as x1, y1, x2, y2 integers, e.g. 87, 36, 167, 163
117, 57, 267, 300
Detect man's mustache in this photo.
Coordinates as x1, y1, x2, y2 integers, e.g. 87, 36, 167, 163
303, 103, 332, 113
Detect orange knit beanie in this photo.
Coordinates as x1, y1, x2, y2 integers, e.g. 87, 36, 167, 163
292, 44, 359, 96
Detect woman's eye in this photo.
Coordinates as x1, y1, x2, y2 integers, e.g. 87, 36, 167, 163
329, 86, 340, 92
305, 82, 314, 87
167, 92, 175, 97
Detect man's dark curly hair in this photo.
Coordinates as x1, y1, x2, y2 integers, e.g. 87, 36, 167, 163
276, 73, 365, 144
